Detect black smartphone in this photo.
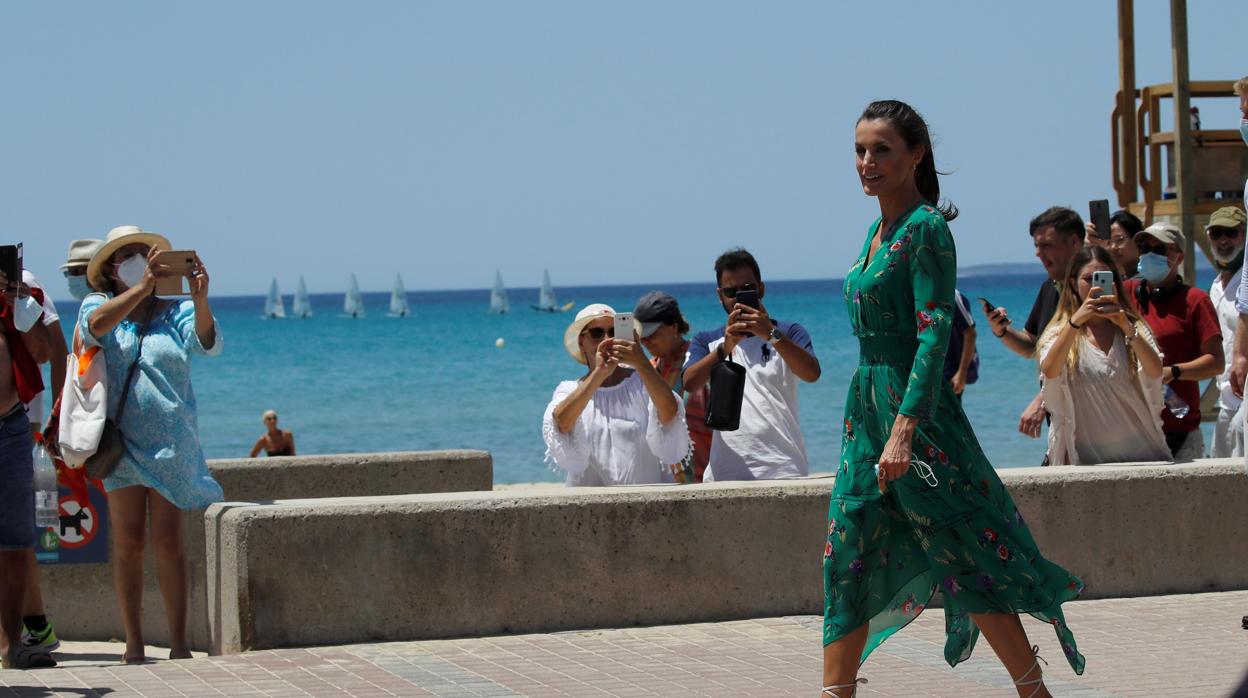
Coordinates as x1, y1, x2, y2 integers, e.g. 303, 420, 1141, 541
977, 296, 996, 313
0, 244, 21, 289
1089, 199, 1112, 240
735, 285, 760, 310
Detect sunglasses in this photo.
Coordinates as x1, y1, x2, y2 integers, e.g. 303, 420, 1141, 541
719, 284, 755, 299
1208, 228, 1242, 241
581, 326, 615, 341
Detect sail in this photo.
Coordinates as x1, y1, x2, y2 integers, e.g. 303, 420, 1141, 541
292, 276, 313, 318
264, 278, 286, 318
536, 269, 557, 310
389, 274, 410, 317
344, 274, 365, 317
490, 271, 510, 314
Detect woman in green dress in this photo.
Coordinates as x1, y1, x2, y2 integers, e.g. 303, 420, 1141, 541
821, 101, 1084, 698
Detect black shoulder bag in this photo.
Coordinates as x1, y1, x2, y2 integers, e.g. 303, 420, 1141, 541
704, 348, 747, 431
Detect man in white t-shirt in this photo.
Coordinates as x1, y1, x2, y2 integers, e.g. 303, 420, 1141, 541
1207, 207, 1247, 457
683, 249, 821, 480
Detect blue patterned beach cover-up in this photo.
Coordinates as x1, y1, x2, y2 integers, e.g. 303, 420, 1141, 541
79, 293, 224, 510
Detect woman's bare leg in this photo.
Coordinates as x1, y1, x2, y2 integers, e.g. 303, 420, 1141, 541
820, 623, 868, 696
148, 491, 190, 659
108, 486, 149, 662
970, 612, 1051, 698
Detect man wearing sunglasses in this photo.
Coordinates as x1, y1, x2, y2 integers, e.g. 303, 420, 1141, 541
1125, 222, 1223, 461
1206, 207, 1248, 458
682, 248, 820, 481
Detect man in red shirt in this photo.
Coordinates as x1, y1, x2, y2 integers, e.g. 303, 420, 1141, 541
0, 275, 56, 669
1128, 222, 1223, 460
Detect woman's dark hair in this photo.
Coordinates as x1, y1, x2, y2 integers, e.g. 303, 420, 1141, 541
1110, 209, 1144, 237
858, 100, 957, 222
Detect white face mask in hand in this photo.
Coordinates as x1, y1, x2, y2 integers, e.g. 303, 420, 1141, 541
12, 293, 42, 332
115, 254, 147, 289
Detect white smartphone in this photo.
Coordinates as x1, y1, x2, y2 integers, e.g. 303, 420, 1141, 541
1090, 270, 1115, 299
613, 312, 635, 342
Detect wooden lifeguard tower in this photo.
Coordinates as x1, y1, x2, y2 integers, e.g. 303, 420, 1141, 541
1110, 0, 1245, 282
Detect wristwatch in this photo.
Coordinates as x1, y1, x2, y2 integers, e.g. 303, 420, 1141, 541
1170, 365, 1182, 382
767, 327, 783, 346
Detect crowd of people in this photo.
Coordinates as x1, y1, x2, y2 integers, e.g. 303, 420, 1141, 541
541, 82, 1248, 696
1, 79, 1244, 696
1, 226, 222, 668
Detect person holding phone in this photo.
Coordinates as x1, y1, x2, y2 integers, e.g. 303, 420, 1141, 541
1036, 245, 1168, 465
982, 207, 1085, 449
822, 100, 1083, 697
80, 225, 223, 663
1086, 210, 1144, 279
542, 304, 688, 487
0, 261, 57, 670
681, 248, 821, 481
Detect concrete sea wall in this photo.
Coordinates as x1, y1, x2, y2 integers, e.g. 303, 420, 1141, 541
40, 450, 492, 650
206, 460, 1248, 653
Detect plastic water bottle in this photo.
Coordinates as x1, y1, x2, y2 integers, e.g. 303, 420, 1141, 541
32, 435, 59, 529
1163, 386, 1190, 420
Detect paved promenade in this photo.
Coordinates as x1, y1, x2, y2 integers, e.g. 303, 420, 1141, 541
2, 591, 1245, 697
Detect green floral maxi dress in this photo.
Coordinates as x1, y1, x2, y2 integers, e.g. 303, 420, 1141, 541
823, 203, 1085, 674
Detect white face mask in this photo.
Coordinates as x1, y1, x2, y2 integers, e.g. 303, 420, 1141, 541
115, 254, 147, 289
12, 294, 42, 332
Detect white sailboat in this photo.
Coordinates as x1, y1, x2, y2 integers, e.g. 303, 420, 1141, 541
388, 273, 411, 317
343, 274, 366, 318
264, 278, 286, 319
531, 269, 574, 313
489, 271, 510, 314
292, 276, 313, 318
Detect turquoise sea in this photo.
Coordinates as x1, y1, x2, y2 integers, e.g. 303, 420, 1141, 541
43, 269, 1216, 484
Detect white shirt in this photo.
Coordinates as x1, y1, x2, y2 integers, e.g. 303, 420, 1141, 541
22, 271, 61, 424
699, 335, 809, 481
1210, 270, 1242, 412
1038, 323, 1170, 465
542, 371, 688, 486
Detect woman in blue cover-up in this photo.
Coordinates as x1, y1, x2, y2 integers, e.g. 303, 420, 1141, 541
81, 226, 224, 663
819, 102, 1084, 698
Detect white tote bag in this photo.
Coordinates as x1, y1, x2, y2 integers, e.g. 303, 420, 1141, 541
57, 346, 108, 468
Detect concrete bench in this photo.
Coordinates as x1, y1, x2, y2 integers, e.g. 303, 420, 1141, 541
41, 449, 492, 650
206, 460, 1248, 654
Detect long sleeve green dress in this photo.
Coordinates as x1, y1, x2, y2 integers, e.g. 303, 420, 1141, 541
823, 203, 1085, 674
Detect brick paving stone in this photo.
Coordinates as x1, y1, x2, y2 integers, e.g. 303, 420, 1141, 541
2, 590, 1247, 696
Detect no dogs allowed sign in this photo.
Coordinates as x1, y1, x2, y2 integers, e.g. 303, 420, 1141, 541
34, 487, 109, 564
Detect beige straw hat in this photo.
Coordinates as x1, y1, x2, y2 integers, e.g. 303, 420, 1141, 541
563, 303, 615, 364
87, 226, 171, 291
61, 239, 104, 272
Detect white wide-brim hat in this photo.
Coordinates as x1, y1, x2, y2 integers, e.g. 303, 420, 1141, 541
61, 239, 105, 272
563, 303, 615, 364
87, 225, 172, 291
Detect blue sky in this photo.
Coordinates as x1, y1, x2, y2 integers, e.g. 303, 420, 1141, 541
3, 1, 1241, 299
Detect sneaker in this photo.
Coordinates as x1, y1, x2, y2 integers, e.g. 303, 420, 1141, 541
7, 645, 56, 669
20, 623, 60, 652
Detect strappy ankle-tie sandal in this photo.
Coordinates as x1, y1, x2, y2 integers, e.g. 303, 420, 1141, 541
821, 677, 866, 697
1013, 645, 1049, 698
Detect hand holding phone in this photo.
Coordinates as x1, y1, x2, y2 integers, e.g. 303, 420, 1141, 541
153, 250, 197, 296
1089, 270, 1115, 299
1089, 200, 1111, 241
